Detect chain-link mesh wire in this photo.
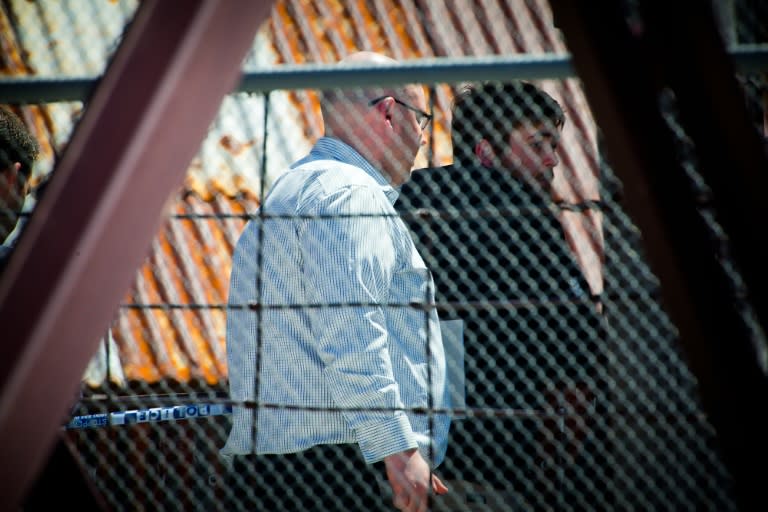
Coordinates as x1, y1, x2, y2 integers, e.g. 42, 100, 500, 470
3, 0, 767, 510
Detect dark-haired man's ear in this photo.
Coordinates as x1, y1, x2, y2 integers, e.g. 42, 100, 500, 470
474, 139, 496, 167
1, 162, 21, 188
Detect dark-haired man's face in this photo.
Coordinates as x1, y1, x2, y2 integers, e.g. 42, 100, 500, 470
501, 121, 560, 188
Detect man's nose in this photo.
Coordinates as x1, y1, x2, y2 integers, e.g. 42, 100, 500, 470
543, 148, 559, 167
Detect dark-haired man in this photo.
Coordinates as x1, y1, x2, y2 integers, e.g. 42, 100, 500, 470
398, 81, 610, 510
1, 106, 39, 269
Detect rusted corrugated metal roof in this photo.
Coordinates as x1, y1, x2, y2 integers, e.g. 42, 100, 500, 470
3, 0, 604, 388
113, 192, 259, 385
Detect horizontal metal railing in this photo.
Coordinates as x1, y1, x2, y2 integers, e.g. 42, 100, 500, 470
2, 46, 767, 103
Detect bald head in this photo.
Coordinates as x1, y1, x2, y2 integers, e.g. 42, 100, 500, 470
338, 51, 397, 67
319, 52, 428, 185
320, 52, 403, 114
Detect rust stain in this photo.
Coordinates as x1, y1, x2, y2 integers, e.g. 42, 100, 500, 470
218, 135, 256, 156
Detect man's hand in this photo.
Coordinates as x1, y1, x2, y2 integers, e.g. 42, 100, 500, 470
383, 448, 448, 512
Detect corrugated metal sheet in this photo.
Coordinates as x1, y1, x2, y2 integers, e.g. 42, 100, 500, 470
3, 0, 604, 388
114, 192, 259, 384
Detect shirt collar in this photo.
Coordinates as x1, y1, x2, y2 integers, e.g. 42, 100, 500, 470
310, 137, 399, 204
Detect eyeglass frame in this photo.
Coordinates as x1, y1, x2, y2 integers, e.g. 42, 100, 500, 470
368, 96, 432, 131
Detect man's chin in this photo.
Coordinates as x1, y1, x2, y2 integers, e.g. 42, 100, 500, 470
383, 158, 416, 185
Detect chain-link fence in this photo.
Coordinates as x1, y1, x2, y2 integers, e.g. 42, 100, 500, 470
3, 0, 767, 510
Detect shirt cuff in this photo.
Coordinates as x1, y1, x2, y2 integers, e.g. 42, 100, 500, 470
356, 413, 418, 464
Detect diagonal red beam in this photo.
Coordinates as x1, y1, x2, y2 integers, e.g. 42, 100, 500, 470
0, 1, 273, 506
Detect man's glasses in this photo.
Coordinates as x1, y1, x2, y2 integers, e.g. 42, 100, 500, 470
368, 96, 432, 131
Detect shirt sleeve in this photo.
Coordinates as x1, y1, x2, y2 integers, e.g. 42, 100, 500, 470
299, 184, 418, 463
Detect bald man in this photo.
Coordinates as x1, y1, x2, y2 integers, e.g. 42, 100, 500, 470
222, 52, 449, 512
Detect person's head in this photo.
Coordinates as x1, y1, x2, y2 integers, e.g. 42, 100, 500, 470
1, 106, 39, 239
451, 81, 565, 188
320, 52, 430, 186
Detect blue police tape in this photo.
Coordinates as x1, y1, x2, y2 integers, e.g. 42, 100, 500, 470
66, 403, 232, 429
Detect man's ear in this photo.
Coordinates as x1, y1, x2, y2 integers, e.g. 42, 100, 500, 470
474, 139, 495, 167
373, 96, 394, 123
1, 162, 20, 189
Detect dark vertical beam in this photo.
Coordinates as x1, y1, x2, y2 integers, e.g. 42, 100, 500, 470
550, 1, 768, 510
641, 1, 768, 333
0, 1, 273, 507
549, 0, 716, 407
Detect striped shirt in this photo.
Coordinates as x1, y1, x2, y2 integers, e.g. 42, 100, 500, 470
221, 137, 449, 466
